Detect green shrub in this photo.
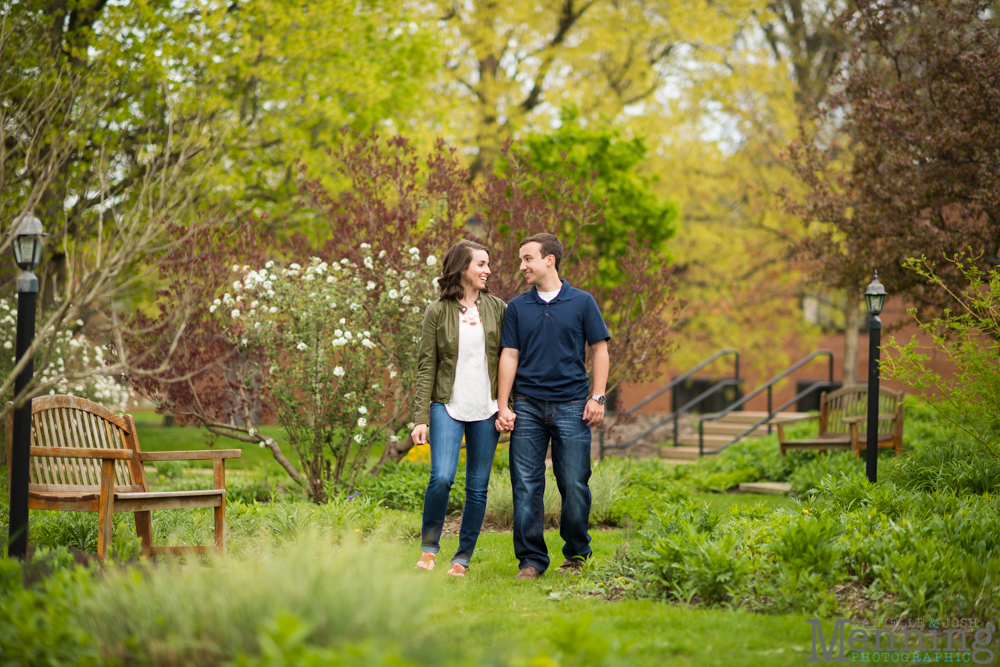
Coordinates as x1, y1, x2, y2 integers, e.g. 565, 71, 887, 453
607, 478, 691, 527
351, 460, 464, 513
0, 550, 100, 666
72, 537, 432, 666
483, 460, 624, 528
883, 254, 1000, 462
673, 427, 821, 492
789, 451, 863, 495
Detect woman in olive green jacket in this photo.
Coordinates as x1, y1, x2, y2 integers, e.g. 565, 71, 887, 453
412, 240, 506, 577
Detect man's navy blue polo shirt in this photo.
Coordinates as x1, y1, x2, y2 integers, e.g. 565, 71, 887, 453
500, 279, 610, 402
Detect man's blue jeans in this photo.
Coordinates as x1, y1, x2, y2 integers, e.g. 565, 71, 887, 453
509, 395, 593, 574
421, 402, 500, 567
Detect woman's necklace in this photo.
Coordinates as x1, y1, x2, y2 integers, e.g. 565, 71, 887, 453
459, 304, 480, 326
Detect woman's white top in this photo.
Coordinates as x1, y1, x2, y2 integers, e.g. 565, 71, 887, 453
445, 304, 499, 421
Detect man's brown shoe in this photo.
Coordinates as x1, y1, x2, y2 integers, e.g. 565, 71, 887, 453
557, 558, 586, 575
514, 566, 540, 580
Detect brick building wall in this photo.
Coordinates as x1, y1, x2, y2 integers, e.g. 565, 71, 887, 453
616, 301, 958, 416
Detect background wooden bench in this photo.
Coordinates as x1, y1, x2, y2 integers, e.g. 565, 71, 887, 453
5, 395, 241, 559
769, 386, 904, 458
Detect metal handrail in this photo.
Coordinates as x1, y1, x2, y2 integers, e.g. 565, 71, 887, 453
697, 350, 835, 456
598, 350, 740, 459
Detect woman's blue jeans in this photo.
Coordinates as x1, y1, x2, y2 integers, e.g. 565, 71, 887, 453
421, 402, 500, 567
509, 395, 593, 574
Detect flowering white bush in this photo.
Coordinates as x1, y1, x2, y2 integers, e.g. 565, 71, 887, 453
224, 244, 437, 501
0, 300, 131, 410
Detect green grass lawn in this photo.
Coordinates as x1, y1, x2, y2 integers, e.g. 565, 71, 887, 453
398, 529, 821, 666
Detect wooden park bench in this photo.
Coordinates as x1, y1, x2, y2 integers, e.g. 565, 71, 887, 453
768, 386, 904, 458
5, 395, 241, 559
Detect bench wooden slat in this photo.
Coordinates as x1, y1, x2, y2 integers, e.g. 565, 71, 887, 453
82, 410, 106, 486
138, 450, 243, 461
30, 446, 133, 460
115, 492, 224, 512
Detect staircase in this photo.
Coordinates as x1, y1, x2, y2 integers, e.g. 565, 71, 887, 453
660, 410, 810, 461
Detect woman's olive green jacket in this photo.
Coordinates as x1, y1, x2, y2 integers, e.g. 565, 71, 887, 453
413, 294, 506, 426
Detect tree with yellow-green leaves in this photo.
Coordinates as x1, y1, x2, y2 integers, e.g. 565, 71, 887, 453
2, 0, 441, 291
433, 0, 764, 177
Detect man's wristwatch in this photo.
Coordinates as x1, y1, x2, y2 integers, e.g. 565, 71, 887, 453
590, 394, 606, 405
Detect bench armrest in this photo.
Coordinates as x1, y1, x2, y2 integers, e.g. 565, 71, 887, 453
842, 415, 897, 424
767, 414, 818, 426
139, 450, 243, 462
31, 446, 133, 460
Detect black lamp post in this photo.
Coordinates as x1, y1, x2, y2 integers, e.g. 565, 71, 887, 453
864, 271, 887, 484
7, 213, 46, 559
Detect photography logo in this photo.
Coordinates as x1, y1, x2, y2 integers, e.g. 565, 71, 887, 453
806, 619, 995, 664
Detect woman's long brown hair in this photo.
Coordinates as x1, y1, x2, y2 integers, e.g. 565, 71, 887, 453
437, 240, 491, 300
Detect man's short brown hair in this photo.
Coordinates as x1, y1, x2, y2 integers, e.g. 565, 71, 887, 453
519, 233, 563, 271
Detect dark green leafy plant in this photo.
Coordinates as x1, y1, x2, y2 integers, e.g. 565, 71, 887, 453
884, 254, 1000, 461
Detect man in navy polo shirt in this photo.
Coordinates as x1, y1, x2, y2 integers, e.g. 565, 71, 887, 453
496, 233, 610, 580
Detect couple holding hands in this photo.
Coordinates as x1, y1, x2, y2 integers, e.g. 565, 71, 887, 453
411, 233, 609, 579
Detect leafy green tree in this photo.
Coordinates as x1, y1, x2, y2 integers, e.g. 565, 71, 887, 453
520, 111, 679, 286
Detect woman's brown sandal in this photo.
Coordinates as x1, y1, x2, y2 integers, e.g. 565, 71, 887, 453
447, 563, 466, 577
415, 552, 436, 571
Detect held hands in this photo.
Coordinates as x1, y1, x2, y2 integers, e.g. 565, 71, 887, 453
583, 399, 605, 427
495, 406, 517, 432
411, 423, 429, 445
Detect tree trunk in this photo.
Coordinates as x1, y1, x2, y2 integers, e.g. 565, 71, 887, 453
842, 298, 860, 387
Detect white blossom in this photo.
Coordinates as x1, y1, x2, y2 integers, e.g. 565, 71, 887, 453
269, 306, 278, 314
334, 366, 345, 377
358, 406, 368, 414
363, 257, 374, 269
426, 255, 437, 266
357, 417, 367, 428
366, 281, 376, 291
332, 338, 347, 347
296, 342, 308, 351
209, 305, 217, 313
232, 264, 240, 272
240, 338, 248, 346
265, 260, 275, 269
339, 318, 346, 324
326, 276, 335, 284
408, 247, 419, 255
249, 427, 257, 436
353, 433, 363, 444
361, 338, 375, 349
290, 263, 302, 270
402, 295, 411, 305
334, 329, 343, 337
234, 281, 242, 291
379, 250, 387, 258
388, 289, 399, 299
344, 331, 353, 340
231, 309, 241, 318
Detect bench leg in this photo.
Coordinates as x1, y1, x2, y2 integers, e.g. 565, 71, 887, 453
213, 459, 226, 557
97, 459, 115, 559
134, 511, 153, 557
